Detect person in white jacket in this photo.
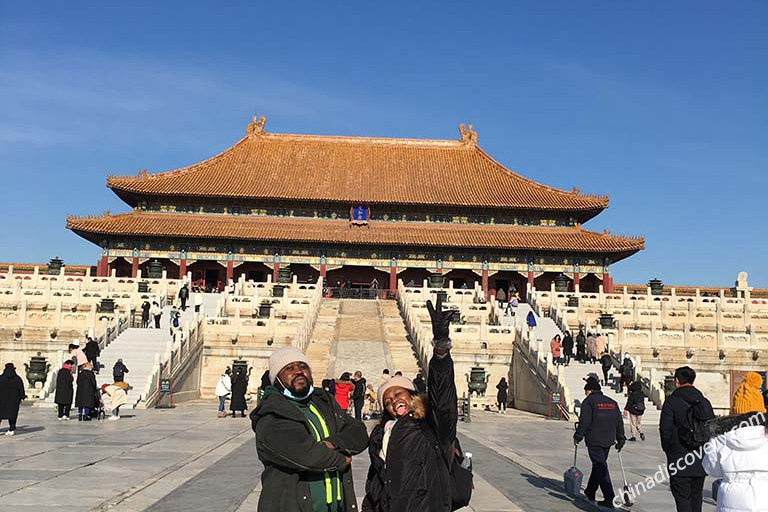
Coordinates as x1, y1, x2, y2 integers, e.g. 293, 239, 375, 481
703, 411, 768, 512
101, 384, 127, 420
215, 368, 232, 418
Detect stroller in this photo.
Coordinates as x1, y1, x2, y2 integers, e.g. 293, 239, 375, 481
90, 389, 106, 420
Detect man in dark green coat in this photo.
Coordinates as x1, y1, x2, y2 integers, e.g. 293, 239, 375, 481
251, 347, 368, 512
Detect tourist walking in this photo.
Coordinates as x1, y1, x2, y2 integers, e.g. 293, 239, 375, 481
496, 287, 506, 309
550, 335, 562, 366
150, 301, 162, 328
352, 371, 367, 420
169, 305, 179, 336
113, 359, 129, 383
624, 381, 646, 441
660, 366, 715, 512
251, 346, 368, 512
75, 362, 98, 421
101, 383, 127, 420
576, 329, 587, 363
496, 377, 508, 413
230, 367, 248, 417
215, 368, 231, 418
194, 292, 203, 313
83, 336, 101, 374
573, 378, 626, 507
703, 411, 768, 512
412, 372, 426, 394
732, 371, 767, 414
69, 342, 88, 369
141, 300, 151, 328
619, 354, 635, 393
364, 383, 376, 419
379, 369, 391, 387
594, 333, 606, 358
526, 310, 537, 331
364, 297, 463, 512
334, 372, 354, 413
562, 331, 574, 366
0, 363, 26, 435
586, 333, 597, 363
178, 283, 189, 310
599, 351, 612, 387
54, 360, 74, 420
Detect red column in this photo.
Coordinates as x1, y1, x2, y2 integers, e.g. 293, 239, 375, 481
131, 257, 139, 278
481, 268, 489, 299
272, 262, 280, 282
603, 273, 613, 293
98, 255, 108, 277
226, 260, 234, 282
320, 263, 327, 281
573, 272, 580, 290
527, 270, 534, 289
179, 257, 187, 280
389, 265, 397, 294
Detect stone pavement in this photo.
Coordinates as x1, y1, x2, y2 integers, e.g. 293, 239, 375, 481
0, 401, 718, 512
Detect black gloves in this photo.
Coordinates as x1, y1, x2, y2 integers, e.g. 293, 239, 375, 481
573, 433, 583, 445
615, 438, 625, 452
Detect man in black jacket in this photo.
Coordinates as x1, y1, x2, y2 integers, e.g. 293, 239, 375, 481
574, 379, 626, 508
351, 371, 366, 420
252, 347, 368, 512
659, 366, 715, 512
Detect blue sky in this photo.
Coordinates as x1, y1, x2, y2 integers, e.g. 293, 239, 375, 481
1, 1, 766, 287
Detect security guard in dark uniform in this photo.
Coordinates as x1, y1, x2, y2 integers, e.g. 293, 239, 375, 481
574, 377, 626, 508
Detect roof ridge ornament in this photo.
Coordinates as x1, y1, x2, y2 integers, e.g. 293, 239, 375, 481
458, 123, 478, 145
138, 169, 147, 178
247, 115, 267, 138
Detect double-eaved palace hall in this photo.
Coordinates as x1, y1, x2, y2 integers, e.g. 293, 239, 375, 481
67, 116, 643, 297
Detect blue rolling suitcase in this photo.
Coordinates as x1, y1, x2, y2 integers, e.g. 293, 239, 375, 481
564, 445, 584, 498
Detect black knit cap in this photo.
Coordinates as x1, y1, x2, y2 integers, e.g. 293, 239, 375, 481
584, 378, 601, 391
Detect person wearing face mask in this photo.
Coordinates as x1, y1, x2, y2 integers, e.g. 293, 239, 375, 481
251, 347, 368, 512
363, 297, 462, 512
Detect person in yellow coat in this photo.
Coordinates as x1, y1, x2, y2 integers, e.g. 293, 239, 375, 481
732, 371, 767, 414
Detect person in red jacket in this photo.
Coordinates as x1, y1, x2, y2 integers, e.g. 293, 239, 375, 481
334, 372, 354, 413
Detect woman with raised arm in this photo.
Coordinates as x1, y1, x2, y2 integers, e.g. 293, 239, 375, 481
363, 296, 466, 512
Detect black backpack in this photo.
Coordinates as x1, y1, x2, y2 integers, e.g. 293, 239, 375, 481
621, 359, 633, 378
677, 398, 710, 450
446, 439, 473, 510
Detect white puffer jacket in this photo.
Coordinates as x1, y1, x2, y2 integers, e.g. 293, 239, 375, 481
215, 374, 231, 397
703, 414, 768, 512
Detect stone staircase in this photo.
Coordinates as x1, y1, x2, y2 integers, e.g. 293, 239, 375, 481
330, 300, 389, 383
521, 302, 662, 426
41, 302, 199, 410
305, 299, 339, 380
380, 300, 420, 379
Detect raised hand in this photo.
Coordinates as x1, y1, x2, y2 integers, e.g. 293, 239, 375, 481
426, 295, 457, 350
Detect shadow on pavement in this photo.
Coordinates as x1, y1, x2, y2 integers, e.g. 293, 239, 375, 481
521, 473, 602, 511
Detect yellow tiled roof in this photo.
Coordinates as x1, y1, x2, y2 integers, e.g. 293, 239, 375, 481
107, 127, 608, 212
67, 211, 643, 256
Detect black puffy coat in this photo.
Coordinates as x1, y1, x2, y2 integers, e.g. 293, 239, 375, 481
624, 382, 645, 416
0, 367, 26, 421
363, 352, 457, 512
230, 373, 248, 411
659, 385, 715, 477
84, 340, 100, 362
251, 386, 368, 512
54, 368, 74, 405
496, 380, 508, 405
75, 369, 98, 409
575, 390, 625, 448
